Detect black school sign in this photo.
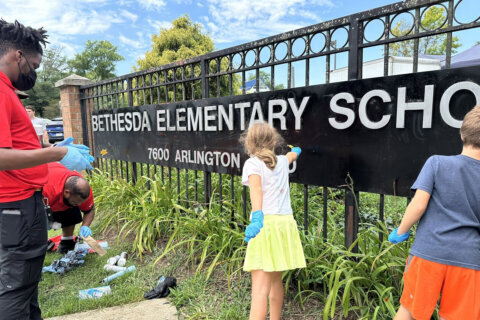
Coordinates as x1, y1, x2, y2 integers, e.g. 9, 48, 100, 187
92, 66, 480, 196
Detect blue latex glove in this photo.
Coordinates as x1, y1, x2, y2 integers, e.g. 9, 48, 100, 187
57, 137, 93, 164
60, 146, 94, 171
58, 137, 92, 159
291, 146, 302, 157
245, 210, 264, 242
388, 228, 410, 244
56, 137, 90, 152
79, 226, 92, 239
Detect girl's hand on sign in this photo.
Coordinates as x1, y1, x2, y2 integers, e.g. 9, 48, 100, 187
287, 145, 301, 164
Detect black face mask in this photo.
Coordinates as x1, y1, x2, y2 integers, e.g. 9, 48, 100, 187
12, 53, 37, 91
63, 196, 73, 207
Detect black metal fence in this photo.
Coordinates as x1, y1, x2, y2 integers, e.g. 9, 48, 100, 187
79, 0, 480, 250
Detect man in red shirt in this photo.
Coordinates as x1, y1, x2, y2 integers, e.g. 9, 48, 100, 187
43, 163, 96, 254
0, 20, 94, 319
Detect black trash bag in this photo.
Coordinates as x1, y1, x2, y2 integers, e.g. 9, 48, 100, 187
144, 276, 177, 299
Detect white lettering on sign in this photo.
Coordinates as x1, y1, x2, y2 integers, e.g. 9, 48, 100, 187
249, 101, 265, 128
218, 104, 234, 130
187, 107, 203, 131
235, 102, 250, 130
174, 149, 241, 169
125, 112, 132, 131
93, 97, 311, 132
288, 96, 309, 130
148, 147, 170, 161
358, 89, 392, 130
396, 85, 434, 129
204, 106, 217, 131
176, 108, 187, 131
156, 109, 166, 131
92, 115, 98, 132
329, 92, 355, 130
92, 111, 151, 132
92, 81, 480, 133
328, 82, 480, 130
440, 81, 480, 128
268, 99, 288, 130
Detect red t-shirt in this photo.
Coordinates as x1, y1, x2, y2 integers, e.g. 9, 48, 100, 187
0, 71, 48, 202
42, 163, 94, 213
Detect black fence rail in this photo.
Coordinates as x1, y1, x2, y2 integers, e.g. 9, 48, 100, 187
79, 0, 480, 250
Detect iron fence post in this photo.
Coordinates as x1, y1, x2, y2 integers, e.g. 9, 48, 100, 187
132, 162, 138, 185
200, 57, 212, 205
344, 16, 361, 251
344, 190, 359, 252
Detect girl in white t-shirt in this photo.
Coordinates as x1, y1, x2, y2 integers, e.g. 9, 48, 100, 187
240, 122, 306, 320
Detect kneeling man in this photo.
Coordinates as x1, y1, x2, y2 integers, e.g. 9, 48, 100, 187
43, 162, 95, 253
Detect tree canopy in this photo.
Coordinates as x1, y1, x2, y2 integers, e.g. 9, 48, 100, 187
136, 15, 214, 71
390, 6, 461, 57
68, 40, 124, 81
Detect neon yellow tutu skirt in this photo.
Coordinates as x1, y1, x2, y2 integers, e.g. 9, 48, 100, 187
244, 214, 306, 272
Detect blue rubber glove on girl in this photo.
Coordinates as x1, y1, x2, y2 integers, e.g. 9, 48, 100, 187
388, 228, 410, 243
291, 146, 302, 157
245, 210, 264, 242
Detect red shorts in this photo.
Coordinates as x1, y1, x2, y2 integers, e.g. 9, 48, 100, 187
400, 255, 480, 320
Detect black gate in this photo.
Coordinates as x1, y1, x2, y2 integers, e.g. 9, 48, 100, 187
79, 0, 480, 249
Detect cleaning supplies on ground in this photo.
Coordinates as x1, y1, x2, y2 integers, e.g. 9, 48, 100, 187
47, 235, 108, 253
78, 285, 112, 300
117, 252, 127, 267
84, 236, 107, 256
107, 255, 120, 265
144, 276, 177, 299
42, 247, 89, 274
102, 265, 136, 283
103, 264, 127, 273
106, 252, 127, 266
75, 241, 109, 253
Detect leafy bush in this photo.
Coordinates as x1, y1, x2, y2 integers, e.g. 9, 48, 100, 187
90, 167, 412, 319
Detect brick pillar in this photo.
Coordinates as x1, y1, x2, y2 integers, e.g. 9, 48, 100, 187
55, 75, 93, 145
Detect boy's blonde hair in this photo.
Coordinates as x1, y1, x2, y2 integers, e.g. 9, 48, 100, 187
460, 105, 480, 149
240, 122, 284, 170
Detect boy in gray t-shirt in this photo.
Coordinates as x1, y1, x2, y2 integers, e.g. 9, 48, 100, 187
389, 105, 480, 320
25, 105, 49, 145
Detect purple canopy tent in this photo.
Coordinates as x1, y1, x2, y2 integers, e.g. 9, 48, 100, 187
419, 44, 480, 69
448, 44, 480, 68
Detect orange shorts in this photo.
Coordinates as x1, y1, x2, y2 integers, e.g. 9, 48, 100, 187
400, 255, 480, 320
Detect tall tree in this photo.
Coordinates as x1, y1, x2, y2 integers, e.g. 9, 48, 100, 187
137, 15, 214, 70
38, 46, 69, 83
390, 6, 461, 57
68, 40, 124, 81
136, 15, 240, 101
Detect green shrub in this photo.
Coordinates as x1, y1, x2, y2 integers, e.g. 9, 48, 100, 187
90, 167, 412, 319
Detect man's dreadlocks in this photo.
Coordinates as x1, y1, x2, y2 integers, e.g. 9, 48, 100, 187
0, 19, 48, 57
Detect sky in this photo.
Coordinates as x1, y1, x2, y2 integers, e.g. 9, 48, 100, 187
0, 0, 478, 76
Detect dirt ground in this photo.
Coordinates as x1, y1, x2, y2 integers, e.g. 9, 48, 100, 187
46, 298, 178, 320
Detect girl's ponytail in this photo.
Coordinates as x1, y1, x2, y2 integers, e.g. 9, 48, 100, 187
255, 148, 277, 170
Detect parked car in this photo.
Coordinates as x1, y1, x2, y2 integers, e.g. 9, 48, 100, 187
46, 117, 64, 143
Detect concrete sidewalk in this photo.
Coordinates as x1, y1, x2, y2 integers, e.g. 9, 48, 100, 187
47, 298, 178, 320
